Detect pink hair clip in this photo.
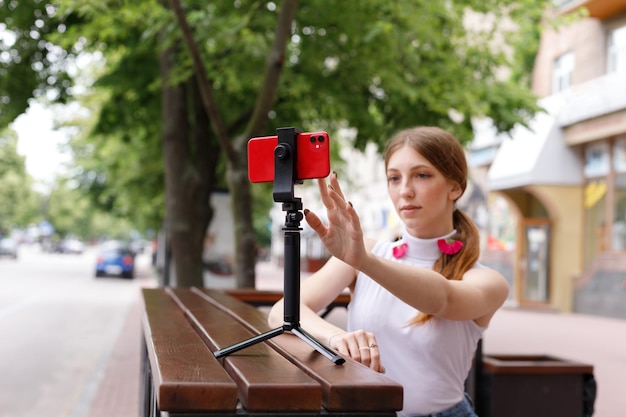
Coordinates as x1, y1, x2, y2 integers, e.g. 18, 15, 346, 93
437, 238, 464, 255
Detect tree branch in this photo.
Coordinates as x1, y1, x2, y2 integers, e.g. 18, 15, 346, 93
245, 0, 298, 138
168, 0, 236, 161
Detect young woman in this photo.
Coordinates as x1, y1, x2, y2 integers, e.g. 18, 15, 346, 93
268, 126, 509, 417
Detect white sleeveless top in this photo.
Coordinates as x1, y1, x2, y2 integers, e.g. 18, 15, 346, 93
347, 229, 485, 416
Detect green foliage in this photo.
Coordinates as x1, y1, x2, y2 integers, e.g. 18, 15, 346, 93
3, 0, 550, 253
0, 129, 40, 232
44, 177, 137, 240
261, 0, 548, 148
0, 0, 78, 129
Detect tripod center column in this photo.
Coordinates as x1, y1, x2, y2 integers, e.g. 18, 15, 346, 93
283, 230, 301, 324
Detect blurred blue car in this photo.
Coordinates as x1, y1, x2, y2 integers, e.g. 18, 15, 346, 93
95, 246, 135, 279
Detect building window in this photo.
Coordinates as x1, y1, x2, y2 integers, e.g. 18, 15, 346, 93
607, 25, 626, 74
584, 141, 610, 177
552, 51, 574, 94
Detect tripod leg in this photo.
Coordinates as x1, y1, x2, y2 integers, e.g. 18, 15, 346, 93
214, 327, 284, 359
291, 326, 345, 364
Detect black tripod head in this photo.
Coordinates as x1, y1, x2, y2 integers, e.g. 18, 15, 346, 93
273, 127, 302, 205
273, 127, 304, 229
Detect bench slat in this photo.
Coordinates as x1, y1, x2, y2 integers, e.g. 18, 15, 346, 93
168, 288, 322, 412
142, 289, 238, 412
197, 288, 404, 412
224, 288, 351, 307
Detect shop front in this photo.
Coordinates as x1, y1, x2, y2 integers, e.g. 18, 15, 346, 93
480, 74, 626, 318
482, 96, 584, 312
559, 76, 626, 318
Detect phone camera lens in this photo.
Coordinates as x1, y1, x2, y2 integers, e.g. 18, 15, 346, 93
317, 135, 325, 142
310, 136, 316, 143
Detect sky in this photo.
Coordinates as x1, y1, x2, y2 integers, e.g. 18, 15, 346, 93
11, 101, 71, 189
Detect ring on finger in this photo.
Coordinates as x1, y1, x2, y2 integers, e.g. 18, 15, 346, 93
358, 347, 371, 351
369, 343, 378, 348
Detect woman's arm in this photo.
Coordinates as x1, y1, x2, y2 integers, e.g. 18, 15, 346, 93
267, 240, 384, 372
267, 256, 356, 342
304, 174, 509, 325
358, 254, 509, 324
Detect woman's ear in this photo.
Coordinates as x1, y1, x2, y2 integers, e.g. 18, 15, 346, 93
448, 182, 463, 201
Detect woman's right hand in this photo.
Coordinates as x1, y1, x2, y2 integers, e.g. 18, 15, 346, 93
328, 329, 384, 373
304, 173, 369, 270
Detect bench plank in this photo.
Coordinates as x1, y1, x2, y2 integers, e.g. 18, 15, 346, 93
197, 288, 404, 412
225, 288, 351, 307
168, 288, 322, 412
141, 288, 238, 412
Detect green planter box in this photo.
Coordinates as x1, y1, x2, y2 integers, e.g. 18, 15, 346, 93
476, 354, 595, 417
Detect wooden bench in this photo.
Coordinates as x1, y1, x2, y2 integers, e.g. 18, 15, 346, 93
140, 287, 403, 416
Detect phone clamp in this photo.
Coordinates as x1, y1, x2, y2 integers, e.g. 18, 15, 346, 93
214, 127, 344, 365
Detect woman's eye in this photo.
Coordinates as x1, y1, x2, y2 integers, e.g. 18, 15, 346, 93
416, 172, 430, 179
387, 176, 400, 183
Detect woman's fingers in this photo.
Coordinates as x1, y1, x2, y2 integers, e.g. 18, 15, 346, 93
319, 172, 347, 211
303, 209, 324, 235
317, 177, 336, 211
330, 171, 348, 197
329, 330, 383, 373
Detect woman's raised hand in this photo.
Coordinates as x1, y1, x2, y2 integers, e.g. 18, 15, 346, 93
304, 172, 368, 270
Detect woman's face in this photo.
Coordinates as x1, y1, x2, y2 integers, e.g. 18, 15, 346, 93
386, 145, 461, 238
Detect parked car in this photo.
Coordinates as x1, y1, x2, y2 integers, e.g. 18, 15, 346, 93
0, 237, 18, 259
56, 238, 85, 254
95, 246, 136, 279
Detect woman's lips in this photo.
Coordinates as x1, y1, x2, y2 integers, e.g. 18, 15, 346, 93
400, 205, 420, 213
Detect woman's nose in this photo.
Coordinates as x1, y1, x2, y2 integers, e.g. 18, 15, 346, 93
400, 180, 414, 198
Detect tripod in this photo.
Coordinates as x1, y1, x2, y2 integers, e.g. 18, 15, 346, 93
213, 127, 344, 365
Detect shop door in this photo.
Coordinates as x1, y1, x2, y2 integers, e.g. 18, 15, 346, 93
520, 220, 551, 304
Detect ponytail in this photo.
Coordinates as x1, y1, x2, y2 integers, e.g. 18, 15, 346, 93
408, 209, 480, 326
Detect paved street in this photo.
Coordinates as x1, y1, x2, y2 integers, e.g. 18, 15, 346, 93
0, 245, 155, 417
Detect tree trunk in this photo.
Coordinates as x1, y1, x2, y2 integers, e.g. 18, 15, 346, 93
167, 0, 298, 289
228, 142, 256, 288
160, 44, 211, 288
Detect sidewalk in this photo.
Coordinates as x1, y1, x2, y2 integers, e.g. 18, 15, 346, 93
482, 307, 626, 417
91, 261, 625, 417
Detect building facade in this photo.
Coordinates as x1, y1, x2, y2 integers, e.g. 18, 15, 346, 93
476, 0, 626, 318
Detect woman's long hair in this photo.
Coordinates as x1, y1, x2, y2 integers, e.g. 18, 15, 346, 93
383, 126, 480, 325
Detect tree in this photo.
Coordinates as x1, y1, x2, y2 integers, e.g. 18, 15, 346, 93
1, 0, 548, 288
0, 129, 39, 233
161, 0, 546, 288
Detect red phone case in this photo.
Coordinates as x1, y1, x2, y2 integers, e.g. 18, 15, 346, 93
248, 131, 330, 183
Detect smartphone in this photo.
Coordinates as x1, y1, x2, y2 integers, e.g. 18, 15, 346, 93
248, 131, 330, 183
